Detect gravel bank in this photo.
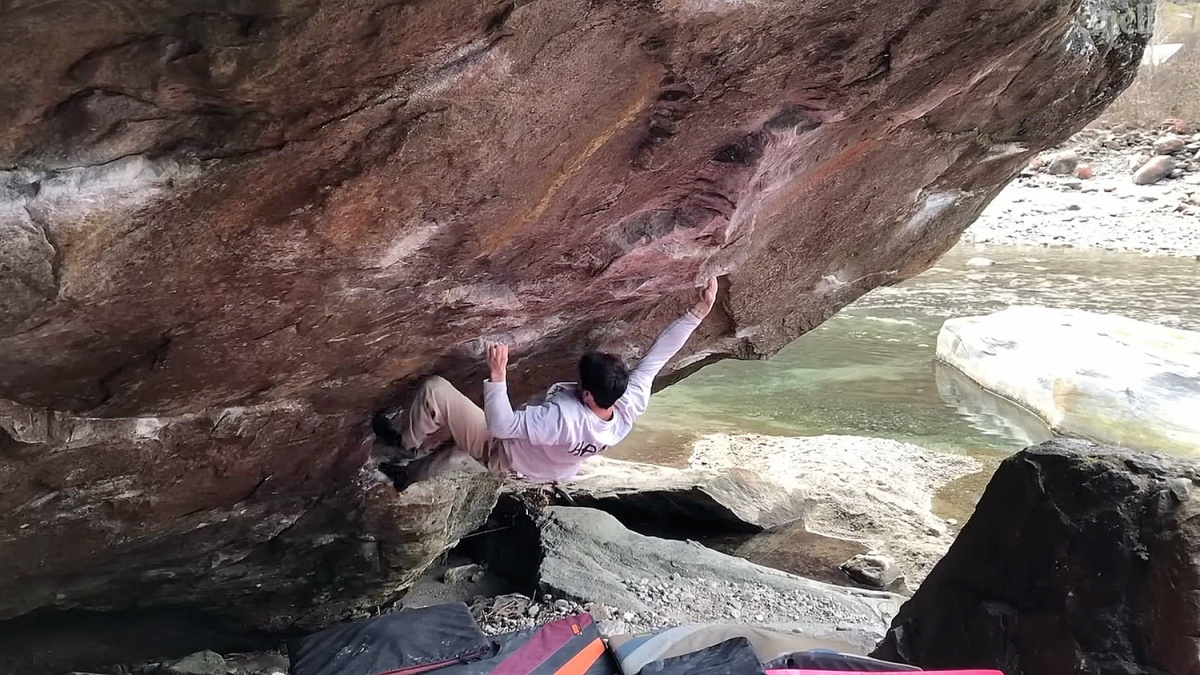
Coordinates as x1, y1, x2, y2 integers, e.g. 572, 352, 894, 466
964, 126, 1200, 256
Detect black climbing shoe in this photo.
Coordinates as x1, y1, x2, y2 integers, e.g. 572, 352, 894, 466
371, 411, 405, 447
379, 459, 415, 491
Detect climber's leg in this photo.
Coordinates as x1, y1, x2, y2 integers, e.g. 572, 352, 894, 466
403, 376, 495, 463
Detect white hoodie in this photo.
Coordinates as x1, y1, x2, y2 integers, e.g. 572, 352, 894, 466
482, 311, 703, 481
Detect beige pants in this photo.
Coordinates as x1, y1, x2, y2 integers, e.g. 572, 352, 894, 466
402, 376, 509, 479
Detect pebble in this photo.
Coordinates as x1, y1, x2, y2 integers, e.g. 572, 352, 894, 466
1045, 151, 1079, 175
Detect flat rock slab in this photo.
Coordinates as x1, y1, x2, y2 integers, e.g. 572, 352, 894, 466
689, 434, 980, 584
557, 457, 807, 533
537, 506, 903, 653
937, 306, 1200, 454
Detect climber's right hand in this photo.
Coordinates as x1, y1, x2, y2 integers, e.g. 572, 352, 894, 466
486, 341, 509, 382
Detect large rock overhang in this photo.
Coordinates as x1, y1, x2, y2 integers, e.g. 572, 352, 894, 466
0, 0, 1152, 670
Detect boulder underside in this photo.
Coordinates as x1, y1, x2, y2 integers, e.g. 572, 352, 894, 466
0, 0, 1150, 670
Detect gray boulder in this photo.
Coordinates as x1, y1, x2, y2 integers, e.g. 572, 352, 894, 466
159, 651, 226, 675
537, 506, 903, 652
1045, 151, 1079, 175
1153, 135, 1186, 155
1134, 155, 1176, 185
839, 553, 905, 592
874, 439, 1200, 674
557, 457, 806, 533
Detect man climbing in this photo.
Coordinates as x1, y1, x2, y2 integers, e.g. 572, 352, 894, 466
373, 277, 718, 483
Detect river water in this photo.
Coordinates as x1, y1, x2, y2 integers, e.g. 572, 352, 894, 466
612, 243, 1200, 501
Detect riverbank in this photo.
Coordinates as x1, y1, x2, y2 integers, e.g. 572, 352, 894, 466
689, 434, 980, 586
964, 125, 1200, 255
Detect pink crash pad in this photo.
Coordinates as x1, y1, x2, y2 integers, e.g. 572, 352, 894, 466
767, 671, 1004, 675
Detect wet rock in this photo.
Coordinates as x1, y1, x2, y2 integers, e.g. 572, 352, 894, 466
1153, 136, 1187, 155
555, 457, 806, 533
840, 553, 904, 591
1134, 155, 1177, 185
874, 440, 1200, 675
1045, 151, 1079, 175
158, 651, 225, 675
937, 306, 1200, 454
1073, 163, 1093, 179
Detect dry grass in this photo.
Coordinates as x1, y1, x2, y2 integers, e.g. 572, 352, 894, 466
1101, 1, 1200, 125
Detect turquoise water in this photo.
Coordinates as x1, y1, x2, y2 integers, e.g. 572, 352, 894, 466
613, 243, 1200, 468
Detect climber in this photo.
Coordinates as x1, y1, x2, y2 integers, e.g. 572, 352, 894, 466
372, 277, 719, 483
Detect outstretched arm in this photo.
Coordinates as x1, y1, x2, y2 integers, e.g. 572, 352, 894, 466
482, 342, 566, 442
623, 277, 718, 416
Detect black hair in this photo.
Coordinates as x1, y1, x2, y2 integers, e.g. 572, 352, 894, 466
578, 351, 629, 409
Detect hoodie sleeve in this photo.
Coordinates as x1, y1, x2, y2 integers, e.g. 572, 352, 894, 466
621, 311, 703, 417
483, 380, 567, 443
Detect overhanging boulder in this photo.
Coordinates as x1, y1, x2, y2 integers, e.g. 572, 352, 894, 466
0, 0, 1151, 669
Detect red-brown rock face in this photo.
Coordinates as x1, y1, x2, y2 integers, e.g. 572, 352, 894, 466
0, 0, 1150, 670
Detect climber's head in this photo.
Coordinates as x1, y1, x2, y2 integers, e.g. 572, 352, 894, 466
578, 351, 628, 410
